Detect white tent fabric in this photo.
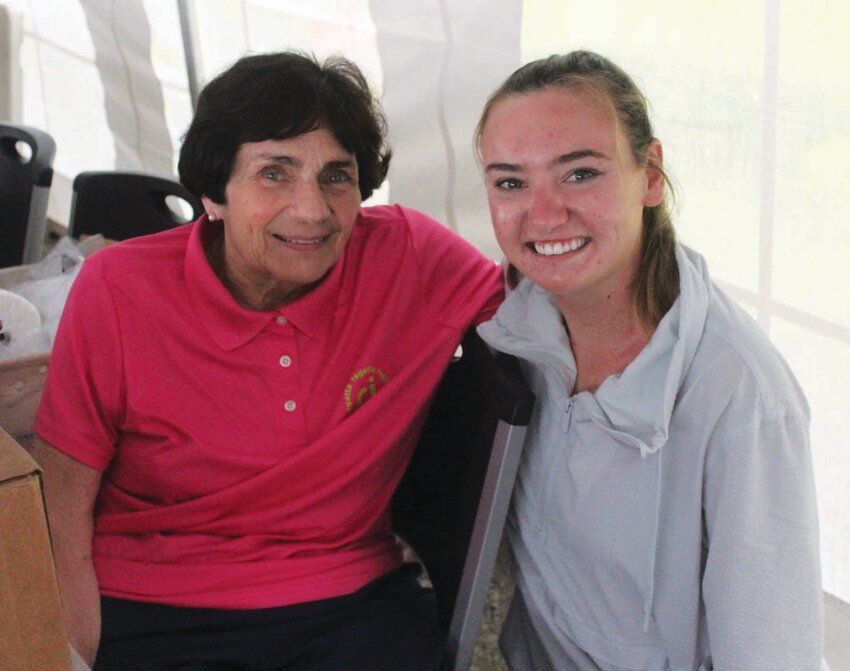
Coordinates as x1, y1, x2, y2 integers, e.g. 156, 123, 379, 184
371, 0, 522, 255
80, 0, 173, 174
3, 0, 849, 606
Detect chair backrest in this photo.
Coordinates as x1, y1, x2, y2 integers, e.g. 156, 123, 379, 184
68, 170, 203, 241
393, 328, 534, 671
0, 123, 56, 268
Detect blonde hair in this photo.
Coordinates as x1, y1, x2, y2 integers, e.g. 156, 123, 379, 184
477, 51, 679, 331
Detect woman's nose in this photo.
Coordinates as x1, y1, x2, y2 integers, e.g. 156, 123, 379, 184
292, 179, 331, 222
528, 184, 568, 230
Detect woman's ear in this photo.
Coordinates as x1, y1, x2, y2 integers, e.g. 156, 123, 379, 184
201, 196, 221, 222
643, 139, 665, 208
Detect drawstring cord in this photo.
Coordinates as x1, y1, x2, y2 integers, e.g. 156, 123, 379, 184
642, 448, 663, 631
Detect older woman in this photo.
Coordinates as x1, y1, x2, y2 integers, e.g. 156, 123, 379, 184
476, 51, 825, 670
32, 52, 502, 670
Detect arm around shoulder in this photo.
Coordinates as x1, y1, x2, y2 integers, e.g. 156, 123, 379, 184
31, 436, 104, 668
402, 207, 503, 325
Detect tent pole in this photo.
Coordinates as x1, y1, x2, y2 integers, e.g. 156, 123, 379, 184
176, 0, 200, 112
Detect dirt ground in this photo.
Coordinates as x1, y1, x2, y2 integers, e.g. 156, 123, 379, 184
470, 540, 513, 671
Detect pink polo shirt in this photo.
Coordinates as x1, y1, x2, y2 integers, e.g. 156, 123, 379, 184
35, 205, 502, 608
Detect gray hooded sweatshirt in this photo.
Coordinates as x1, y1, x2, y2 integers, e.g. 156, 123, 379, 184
478, 244, 826, 671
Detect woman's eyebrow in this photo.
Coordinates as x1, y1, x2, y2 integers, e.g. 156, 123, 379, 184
484, 161, 521, 173
553, 149, 608, 165
485, 149, 609, 174
257, 154, 299, 166
324, 159, 357, 170
255, 155, 356, 170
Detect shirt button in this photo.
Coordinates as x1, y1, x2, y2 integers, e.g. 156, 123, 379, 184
279, 355, 292, 368
284, 400, 297, 412
276, 315, 288, 325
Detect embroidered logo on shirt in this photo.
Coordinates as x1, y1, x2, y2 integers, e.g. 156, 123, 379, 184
344, 366, 389, 413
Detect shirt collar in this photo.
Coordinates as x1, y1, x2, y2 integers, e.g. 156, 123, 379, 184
478, 243, 710, 454
185, 217, 345, 351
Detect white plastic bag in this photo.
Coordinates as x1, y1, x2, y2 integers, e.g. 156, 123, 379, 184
0, 236, 105, 361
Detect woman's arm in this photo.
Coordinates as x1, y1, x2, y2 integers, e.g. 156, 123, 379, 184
702, 411, 824, 670
31, 436, 103, 668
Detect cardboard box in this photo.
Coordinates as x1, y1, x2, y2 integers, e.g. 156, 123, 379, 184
0, 426, 73, 670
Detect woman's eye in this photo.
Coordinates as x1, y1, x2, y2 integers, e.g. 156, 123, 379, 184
261, 168, 284, 181
325, 171, 354, 185
495, 177, 523, 190
567, 168, 599, 182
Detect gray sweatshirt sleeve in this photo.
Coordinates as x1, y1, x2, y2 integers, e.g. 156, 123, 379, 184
702, 404, 824, 670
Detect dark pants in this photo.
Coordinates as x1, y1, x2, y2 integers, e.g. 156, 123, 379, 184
94, 564, 443, 671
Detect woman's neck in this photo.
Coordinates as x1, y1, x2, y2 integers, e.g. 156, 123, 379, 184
556, 286, 652, 394
204, 227, 316, 311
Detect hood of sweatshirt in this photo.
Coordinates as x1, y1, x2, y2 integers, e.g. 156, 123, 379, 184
479, 244, 710, 455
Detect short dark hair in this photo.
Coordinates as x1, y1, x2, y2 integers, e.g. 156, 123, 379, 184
179, 51, 391, 203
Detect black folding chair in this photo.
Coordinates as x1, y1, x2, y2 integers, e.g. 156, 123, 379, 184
68, 170, 203, 241
0, 123, 56, 268
393, 328, 534, 671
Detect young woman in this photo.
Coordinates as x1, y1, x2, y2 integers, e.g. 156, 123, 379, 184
476, 51, 826, 670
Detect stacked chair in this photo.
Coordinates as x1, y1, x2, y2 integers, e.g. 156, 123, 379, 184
68, 170, 203, 241
1, 121, 200, 265
0, 123, 56, 268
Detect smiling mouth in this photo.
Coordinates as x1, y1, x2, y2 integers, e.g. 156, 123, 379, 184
531, 237, 590, 256
272, 233, 330, 246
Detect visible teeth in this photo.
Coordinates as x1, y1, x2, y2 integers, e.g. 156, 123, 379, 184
533, 238, 588, 255
274, 235, 323, 245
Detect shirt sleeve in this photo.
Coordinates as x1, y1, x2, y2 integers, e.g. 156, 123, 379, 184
34, 258, 124, 471
404, 207, 504, 328
702, 399, 824, 670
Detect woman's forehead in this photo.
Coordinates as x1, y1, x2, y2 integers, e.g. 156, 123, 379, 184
489, 86, 615, 129
235, 131, 354, 163
481, 87, 625, 162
